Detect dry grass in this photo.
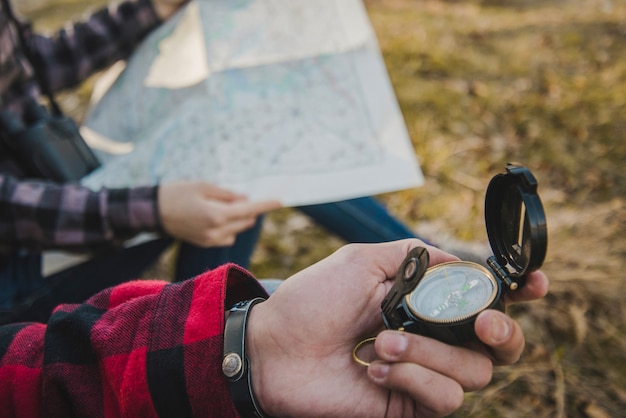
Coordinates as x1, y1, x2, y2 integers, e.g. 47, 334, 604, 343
256, 1, 626, 416
21, 0, 626, 416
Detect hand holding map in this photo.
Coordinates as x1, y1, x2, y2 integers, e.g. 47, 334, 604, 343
81, 0, 423, 206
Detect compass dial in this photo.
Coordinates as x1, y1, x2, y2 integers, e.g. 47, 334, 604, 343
407, 262, 499, 323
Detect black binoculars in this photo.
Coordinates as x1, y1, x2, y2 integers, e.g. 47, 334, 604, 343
0, 98, 100, 182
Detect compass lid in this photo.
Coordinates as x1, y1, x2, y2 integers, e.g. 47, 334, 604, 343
484, 163, 547, 287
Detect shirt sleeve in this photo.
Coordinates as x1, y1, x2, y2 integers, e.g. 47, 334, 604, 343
0, 174, 160, 251
0, 263, 268, 418
25, 0, 162, 91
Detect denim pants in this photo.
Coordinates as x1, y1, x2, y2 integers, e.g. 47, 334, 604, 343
0, 219, 264, 325
0, 196, 417, 324
297, 196, 422, 243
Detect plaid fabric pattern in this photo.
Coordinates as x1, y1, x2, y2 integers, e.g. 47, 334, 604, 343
0, 0, 160, 113
0, 0, 163, 251
27, 0, 160, 93
0, 175, 159, 251
0, 263, 268, 417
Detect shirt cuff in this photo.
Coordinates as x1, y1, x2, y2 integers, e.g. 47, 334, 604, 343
106, 186, 160, 236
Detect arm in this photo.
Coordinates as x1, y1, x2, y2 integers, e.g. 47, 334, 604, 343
0, 174, 159, 251
25, 0, 165, 91
0, 175, 280, 251
0, 240, 548, 417
246, 239, 549, 417
0, 263, 267, 418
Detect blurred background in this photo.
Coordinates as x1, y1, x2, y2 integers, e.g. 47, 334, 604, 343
18, 0, 626, 416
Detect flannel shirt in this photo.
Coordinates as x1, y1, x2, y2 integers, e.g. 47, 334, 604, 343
0, 0, 165, 252
0, 175, 160, 252
0, 263, 268, 417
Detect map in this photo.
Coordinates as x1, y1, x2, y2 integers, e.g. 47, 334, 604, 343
80, 0, 424, 206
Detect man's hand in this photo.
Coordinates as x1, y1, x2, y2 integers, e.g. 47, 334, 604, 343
246, 239, 549, 417
158, 181, 280, 247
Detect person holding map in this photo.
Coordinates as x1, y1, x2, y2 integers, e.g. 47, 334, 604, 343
0, 0, 282, 324
0, 239, 550, 417
0, 0, 445, 325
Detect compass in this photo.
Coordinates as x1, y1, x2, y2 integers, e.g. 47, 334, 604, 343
379, 163, 547, 345
410, 262, 499, 322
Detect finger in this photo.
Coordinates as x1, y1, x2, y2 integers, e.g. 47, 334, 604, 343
226, 200, 282, 219
504, 270, 549, 304
373, 331, 493, 392
215, 217, 258, 236
199, 183, 249, 202
196, 218, 259, 247
422, 243, 461, 266
368, 360, 465, 416
341, 239, 459, 282
474, 310, 525, 365
247, 199, 282, 214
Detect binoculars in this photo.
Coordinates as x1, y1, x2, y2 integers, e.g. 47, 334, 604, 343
0, 98, 100, 182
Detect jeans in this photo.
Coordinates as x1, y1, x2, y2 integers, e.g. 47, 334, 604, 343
0, 240, 171, 324
0, 217, 264, 325
297, 196, 424, 243
0, 196, 417, 324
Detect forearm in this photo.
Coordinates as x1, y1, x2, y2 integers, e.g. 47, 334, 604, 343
27, 0, 161, 91
0, 175, 159, 251
0, 264, 267, 417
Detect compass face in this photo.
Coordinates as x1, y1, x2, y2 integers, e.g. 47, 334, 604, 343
407, 262, 499, 323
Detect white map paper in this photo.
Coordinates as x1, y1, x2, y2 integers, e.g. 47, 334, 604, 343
81, 0, 424, 206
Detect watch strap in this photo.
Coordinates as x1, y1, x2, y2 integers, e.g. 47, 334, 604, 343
222, 298, 271, 418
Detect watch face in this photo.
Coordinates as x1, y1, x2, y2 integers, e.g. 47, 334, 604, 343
406, 262, 499, 323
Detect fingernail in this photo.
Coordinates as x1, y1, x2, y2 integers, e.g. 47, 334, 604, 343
369, 363, 390, 381
490, 315, 512, 343
382, 332, 408, 358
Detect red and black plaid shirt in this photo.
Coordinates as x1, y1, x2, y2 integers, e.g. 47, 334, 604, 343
0, 263, 268, 417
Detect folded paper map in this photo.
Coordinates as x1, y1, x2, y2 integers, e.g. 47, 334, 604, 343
81, 0, 424, 206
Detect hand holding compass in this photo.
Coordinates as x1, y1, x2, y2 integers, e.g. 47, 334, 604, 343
244, 238, 548, 417
355, 163, 548, 365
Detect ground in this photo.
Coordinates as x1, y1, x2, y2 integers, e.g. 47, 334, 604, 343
19, 0, 626, 416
